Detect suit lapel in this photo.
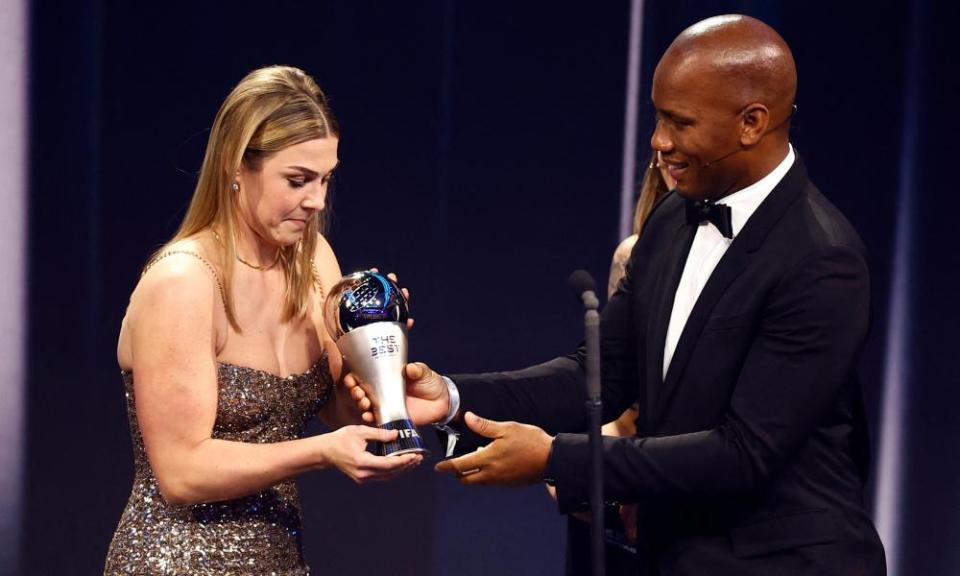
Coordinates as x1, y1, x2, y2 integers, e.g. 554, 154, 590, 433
652, 244, 750, 427
645, 219, 696, 429
649, 157, 811, 428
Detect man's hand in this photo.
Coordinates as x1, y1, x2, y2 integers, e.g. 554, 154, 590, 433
434, 412, 553, 486
344, 362, 449, 426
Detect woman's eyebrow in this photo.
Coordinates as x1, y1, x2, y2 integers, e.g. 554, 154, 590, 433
286, 165, 320, 178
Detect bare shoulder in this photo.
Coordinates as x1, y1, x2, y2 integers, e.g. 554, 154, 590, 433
608, 234, 639, 298
129, 237, 222, 323
612, 234, 639, 265
125, 242, 222, 357
132, 257, 215, 319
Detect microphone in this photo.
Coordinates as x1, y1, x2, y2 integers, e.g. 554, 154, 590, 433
702, 145, 743, 168
569, 268, 605, 576
568, 269, 599, 310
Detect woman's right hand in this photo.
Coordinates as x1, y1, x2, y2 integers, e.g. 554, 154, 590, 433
320, 425, 422, 483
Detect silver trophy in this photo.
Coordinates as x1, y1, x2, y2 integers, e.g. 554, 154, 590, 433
324, 271, 428, 456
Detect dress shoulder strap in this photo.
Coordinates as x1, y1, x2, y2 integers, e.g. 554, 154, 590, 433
143, 250, 226, 309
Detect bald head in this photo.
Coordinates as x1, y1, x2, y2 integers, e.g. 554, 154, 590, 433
661, 15, 797, 125
650, 15, 798, 199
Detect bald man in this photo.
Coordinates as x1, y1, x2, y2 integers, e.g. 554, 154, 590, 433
350, 14, 885, 576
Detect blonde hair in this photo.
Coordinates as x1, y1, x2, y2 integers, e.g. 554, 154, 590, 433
632, 153, 672, 236
155, 65, 339, 331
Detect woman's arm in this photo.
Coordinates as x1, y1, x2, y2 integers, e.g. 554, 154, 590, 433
128, 255, 419, 506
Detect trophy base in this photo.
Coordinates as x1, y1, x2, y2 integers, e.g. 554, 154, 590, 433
375, 418, 430, 457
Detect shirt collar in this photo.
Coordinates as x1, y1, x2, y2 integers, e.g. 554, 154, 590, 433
719, 144, 795, 237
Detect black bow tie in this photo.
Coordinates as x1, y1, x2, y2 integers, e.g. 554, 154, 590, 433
685, 199, 733, 239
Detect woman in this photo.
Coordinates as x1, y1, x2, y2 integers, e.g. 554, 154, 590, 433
607, 151, 675, 296
104, 66, 421, 575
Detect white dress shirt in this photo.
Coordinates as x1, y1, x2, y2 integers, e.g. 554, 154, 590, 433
662, 145, 796, 379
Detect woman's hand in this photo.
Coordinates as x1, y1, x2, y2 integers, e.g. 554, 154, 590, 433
319, 425, 422, 483
371, 268, 414, 329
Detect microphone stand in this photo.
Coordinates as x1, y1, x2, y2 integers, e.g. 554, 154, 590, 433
581, 290, 604, 576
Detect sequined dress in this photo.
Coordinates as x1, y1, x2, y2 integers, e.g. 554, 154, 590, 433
104, 355, 332, 575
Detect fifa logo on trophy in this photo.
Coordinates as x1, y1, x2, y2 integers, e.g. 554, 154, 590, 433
324, 271, 428, 456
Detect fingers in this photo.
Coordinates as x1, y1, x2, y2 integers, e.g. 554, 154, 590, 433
435, 450, 484, 477
383, 272, 412, 309
349, 382, 365, 401
345, 374, 373, 412
358, 453, 423, 479
363, 451, 422, 472
344, 373, 375, 417
344, 372, 367, 399
383, 274, 405, 294
433, 457, 464, 476
359, 426, 400, 443
464, 412, 505, 440
343, 372, 358, 389
405, 362, 428, 380
354, 452, 423, 483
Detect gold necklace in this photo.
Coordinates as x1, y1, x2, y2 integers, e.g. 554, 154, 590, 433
213, 230, 282, 271
236, 250, 282, 271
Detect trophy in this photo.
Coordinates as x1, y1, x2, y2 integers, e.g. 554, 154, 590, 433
324, 271, 428, 456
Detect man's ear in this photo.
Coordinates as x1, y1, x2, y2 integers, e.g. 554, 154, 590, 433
739, 103, 769, 146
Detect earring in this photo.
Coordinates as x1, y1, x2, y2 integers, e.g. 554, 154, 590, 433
232, 182, 239, 192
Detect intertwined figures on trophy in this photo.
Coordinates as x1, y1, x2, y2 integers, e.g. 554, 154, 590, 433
324, 271, 428, 456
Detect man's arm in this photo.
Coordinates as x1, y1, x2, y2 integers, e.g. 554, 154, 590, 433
450, 264, 641, 450
347, 247, 644, 466
548, 246, 870, 511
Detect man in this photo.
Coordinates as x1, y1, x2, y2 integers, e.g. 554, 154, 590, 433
349, 14, 885, 575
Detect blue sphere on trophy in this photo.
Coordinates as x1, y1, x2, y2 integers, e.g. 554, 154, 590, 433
324, 271, 428, 456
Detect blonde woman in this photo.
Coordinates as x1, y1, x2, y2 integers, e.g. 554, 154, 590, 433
607, 151, 675, 296
104, 66, 421, 575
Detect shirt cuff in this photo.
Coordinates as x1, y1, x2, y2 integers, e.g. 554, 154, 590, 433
440, 375, 460, 425
433, 375, 462, 457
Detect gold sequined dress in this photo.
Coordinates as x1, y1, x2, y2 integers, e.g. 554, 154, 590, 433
104, 355, 332, 575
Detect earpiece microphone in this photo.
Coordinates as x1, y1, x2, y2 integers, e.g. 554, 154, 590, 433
702, 146, 743, 168
703, 103, 796, 168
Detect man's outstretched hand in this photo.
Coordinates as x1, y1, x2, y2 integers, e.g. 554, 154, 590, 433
344, 362, 449, 426
434, 412, 553, 486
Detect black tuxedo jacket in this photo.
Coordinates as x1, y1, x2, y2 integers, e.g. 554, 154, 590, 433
454, 158, 886, 575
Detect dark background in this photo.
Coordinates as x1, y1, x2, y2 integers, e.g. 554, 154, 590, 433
21, 1, 959, 575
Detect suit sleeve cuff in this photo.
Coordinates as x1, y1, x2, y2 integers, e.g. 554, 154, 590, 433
546, 433, 592, 514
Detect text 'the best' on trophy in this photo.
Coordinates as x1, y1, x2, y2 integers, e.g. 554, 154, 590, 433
324, 271, 428, 456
